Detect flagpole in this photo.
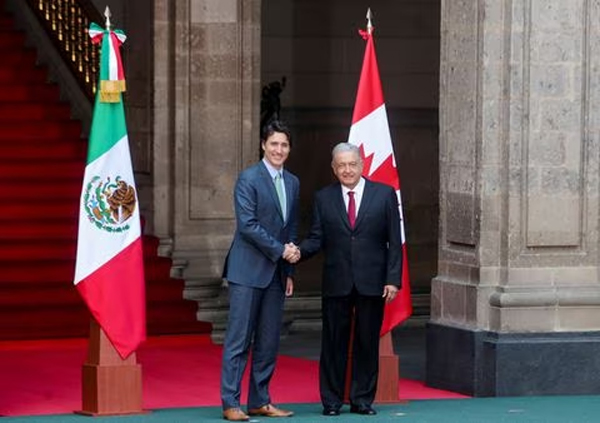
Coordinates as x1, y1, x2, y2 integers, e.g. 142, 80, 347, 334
344, 8, 405, 404
104, 6, 112, 30
366, 7, 373, 34
77, 8, 146, 416
365, 7, 400, 402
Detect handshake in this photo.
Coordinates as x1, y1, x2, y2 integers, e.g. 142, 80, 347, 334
283, 242, 301, 263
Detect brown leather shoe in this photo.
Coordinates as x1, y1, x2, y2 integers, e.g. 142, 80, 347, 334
222, 407, 250, 421
247, 404, 294, 417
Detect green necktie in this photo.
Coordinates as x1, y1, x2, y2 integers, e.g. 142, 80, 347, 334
275, 172, 286, 218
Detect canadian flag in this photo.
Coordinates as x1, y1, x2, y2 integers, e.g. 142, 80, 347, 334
347, 26, 412, 335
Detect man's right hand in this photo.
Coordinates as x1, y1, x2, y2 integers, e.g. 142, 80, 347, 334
283, 243, 301, 263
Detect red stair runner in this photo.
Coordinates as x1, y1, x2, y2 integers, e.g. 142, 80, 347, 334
0, 7, 210, 340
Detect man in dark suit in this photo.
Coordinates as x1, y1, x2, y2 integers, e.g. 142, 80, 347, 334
300, 142, 402, 416
221, 120, 300, 421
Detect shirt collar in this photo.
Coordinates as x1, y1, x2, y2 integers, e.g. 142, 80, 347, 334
262, 158, 284, 179
341, 176, 365, 196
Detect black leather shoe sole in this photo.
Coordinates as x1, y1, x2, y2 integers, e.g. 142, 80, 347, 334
350, 405, 377, 415
322, 408, 340, 416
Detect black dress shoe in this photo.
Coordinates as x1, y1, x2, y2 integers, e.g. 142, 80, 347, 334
350, 404, 377, 415
322, 407, 340, 416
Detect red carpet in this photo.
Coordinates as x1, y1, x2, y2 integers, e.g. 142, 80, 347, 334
0, 335, 467, 417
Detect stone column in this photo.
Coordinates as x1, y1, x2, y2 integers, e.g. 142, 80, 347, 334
428, 0, 600, 396
153, 0, 261, 311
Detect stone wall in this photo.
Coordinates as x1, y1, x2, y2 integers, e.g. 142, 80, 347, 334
433, 0, 600, 334
152, 0, 262, 301
428, 0, 600, 396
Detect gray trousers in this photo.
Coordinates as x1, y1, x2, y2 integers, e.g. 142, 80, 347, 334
220, 278, 285, 409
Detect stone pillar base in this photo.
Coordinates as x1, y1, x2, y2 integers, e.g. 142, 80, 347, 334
426, 322, 600, 397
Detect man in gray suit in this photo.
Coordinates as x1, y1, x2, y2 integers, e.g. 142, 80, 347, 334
220, 120, 300, 421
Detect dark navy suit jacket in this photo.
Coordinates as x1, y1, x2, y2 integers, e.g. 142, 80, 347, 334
300, 179, 402, 297
223, 161, 300, 287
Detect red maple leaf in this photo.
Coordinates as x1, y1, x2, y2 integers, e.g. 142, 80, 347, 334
368, 154, 400, 191
358, 143, 374, 177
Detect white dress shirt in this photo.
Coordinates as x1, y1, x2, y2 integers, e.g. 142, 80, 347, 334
341, 176, 365, 215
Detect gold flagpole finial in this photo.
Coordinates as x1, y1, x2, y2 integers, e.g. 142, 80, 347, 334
366, 8, 373, 34
104, 6, 112, 30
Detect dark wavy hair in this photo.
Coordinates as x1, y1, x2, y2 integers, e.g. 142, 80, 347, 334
260, 119, 292, 147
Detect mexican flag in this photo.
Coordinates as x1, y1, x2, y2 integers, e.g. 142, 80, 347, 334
348, 25, 413, 335
74, 23, 146, 359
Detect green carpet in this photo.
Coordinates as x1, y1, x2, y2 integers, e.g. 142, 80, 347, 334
2, 397, 600, 423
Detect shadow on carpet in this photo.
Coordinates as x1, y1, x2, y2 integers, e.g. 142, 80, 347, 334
2, 397, 600, 423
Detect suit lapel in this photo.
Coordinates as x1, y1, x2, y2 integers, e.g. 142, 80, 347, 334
331, 183, 352, 230
283, 170, 293, 223
258, 162, 284, 222
332, 181, 375, 231
354, 179, 374, 229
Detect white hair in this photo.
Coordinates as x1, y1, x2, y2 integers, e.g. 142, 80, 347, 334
331, 142, 361, 161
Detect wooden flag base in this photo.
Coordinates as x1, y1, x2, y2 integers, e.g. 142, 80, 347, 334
374, 331, 401, 403
77, 320, 145, 416
343, 321, 402, 404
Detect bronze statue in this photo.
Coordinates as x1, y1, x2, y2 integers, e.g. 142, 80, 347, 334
260, 76, 286, 131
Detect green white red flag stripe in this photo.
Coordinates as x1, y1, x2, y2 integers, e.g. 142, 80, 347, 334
89, 22, 126, 83
348, 28, 413, 335
74, 24, 145, 359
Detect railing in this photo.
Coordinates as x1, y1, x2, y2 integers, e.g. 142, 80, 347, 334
24, 0, 104, 100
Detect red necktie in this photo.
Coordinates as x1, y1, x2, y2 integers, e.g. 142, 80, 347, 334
347, 191, 356, 228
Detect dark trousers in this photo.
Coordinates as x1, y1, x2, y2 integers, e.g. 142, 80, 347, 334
319, 289, 385, 408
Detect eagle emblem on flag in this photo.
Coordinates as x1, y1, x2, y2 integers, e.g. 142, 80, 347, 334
83, 175, 137, 232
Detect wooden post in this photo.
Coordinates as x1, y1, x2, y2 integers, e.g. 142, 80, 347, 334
78, 320, 144, 416
374, 331, 400, 403
343, 318, 401, 403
